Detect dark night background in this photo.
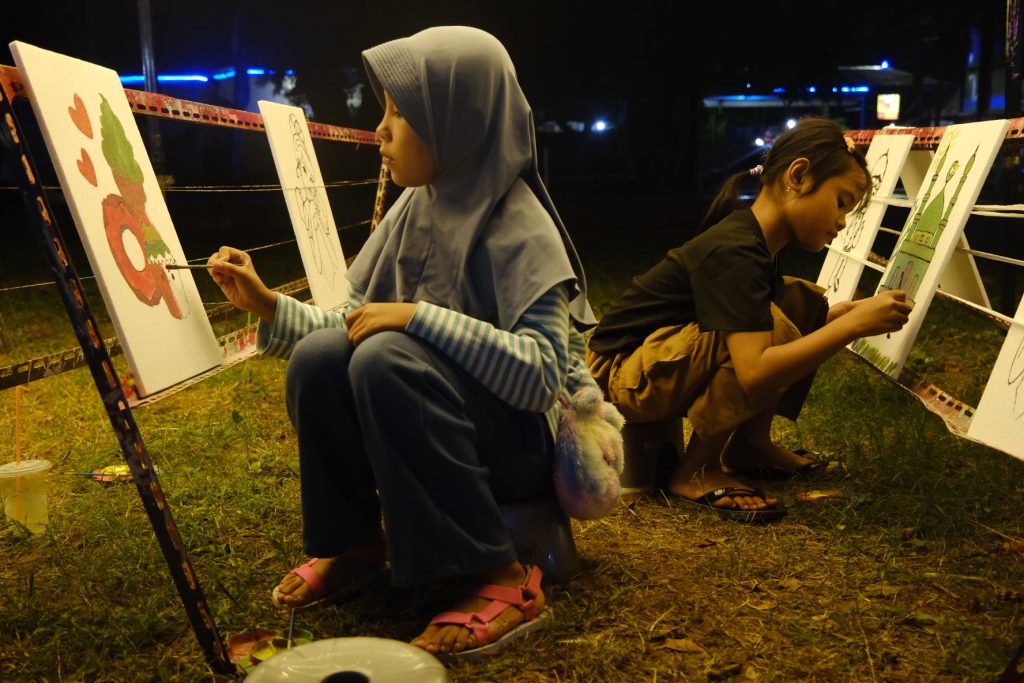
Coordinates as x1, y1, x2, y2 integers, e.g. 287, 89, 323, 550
0, 1, 1001, 190
2, 1, 1022, 313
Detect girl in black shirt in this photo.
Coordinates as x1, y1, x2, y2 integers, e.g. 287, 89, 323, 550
588, 117, 913, 523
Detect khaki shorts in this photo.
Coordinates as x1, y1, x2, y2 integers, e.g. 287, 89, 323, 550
587, 277, 828, 437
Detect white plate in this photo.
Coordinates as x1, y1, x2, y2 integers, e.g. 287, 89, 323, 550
244, 636, 448, 683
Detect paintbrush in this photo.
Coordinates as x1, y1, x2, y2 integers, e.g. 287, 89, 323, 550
286, 608, 296, 649
164, 263, 214, 270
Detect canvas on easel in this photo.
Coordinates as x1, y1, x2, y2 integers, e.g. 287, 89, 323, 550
850, 119, 1010, 378
816, 133, 915, 306
10, 41, 221, 396
966, 294, 1024, 461
258, 100, 348, 312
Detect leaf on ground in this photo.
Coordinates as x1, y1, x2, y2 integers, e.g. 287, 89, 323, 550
663, 637, 707, 655
811, 611, 831, 622
746, 599, 777, 611
1002, 540, 1024, 555
865, 583, 900, 598
778, 578, 803, 591
905, 612, 945, 627
707, 662, 743, 680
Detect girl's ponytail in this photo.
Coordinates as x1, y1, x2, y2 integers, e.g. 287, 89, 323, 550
698, 169, 758, 232
697, 117, 870, 233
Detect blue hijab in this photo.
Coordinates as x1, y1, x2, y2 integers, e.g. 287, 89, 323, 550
348, 26, 596, 331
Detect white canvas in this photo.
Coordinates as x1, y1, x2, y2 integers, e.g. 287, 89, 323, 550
258, 100, 348, 312
10, 41, 221, 396
850, 119, 1010, 377
967, 296, 1024, 461
816, 134, 915, 305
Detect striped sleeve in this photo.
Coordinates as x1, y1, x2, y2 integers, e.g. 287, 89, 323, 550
565, 326, 600, 395
405, 285, 571, 413
256, 284, 364, 360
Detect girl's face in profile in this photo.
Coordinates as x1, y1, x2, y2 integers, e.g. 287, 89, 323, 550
377, 91, 436, 187
788, 164, 867, 252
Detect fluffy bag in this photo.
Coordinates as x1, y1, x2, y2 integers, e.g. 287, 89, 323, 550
554, 387, 626, 520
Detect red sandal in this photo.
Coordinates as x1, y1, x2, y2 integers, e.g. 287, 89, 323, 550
425, 565, 551, 662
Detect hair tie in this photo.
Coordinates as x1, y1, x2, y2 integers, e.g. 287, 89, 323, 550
844, 135, 856, 153
749, 164, 764, 177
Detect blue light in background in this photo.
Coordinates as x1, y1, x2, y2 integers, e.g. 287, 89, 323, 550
118, 67, 289, 86
714, 95, 781, 102
881, 60, 890, 69
160, 75, 208, 82
119, 74, 209, 84
591, 119, 609, 133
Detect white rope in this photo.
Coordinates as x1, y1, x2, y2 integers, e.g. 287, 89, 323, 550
822, 244, 886, 273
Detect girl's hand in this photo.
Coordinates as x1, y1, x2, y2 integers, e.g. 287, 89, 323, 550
846, 290, 914, 337
207, 246, 277, 323
826, 299, 860, 323
346, 303, 417, 346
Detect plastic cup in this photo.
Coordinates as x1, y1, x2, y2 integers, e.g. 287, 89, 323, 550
0, 459, 52, 533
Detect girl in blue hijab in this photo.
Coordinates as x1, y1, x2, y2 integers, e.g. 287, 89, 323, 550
209, 26, 599, 658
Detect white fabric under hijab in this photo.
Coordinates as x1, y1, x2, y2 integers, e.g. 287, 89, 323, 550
349, 26, 596, 331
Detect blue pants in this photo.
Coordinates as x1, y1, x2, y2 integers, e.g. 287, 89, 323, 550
285, 328, 554, 587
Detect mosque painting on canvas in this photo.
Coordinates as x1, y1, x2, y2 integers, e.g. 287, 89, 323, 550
850, 119, 1009, 379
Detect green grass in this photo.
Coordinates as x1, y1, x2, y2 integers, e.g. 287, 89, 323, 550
1, 188, 1023, 681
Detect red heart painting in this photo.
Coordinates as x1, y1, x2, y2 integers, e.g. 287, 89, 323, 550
68, 93, 92, 139
77, 148, 97, 186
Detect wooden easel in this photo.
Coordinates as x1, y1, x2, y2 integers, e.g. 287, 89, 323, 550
0, 63, 385, 673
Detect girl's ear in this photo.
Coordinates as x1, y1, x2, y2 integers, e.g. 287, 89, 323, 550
785, 157, 811, 193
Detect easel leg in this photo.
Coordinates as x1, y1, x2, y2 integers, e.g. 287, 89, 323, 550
0, 70, 233, 675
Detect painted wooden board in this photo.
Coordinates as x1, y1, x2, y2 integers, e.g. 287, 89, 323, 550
258, 100, 348, 311
817, 134, 915, 305
10, 41, 221, 396
967, 296, 1024, 461
850, 119, 1010, 377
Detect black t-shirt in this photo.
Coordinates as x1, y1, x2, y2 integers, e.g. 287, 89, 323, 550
588, 207, 782, 355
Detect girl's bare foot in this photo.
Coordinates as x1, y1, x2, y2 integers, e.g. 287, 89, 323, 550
721, 440, 815, 474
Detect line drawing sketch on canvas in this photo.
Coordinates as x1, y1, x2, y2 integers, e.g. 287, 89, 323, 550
289, 112, 340, 288
1007, 335, 1024, 419
825, 150, 889, 294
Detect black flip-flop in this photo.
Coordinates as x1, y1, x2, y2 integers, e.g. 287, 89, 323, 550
669, 485, 787, 524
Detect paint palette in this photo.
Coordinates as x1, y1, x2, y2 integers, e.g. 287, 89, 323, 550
242, 637, 448, 682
